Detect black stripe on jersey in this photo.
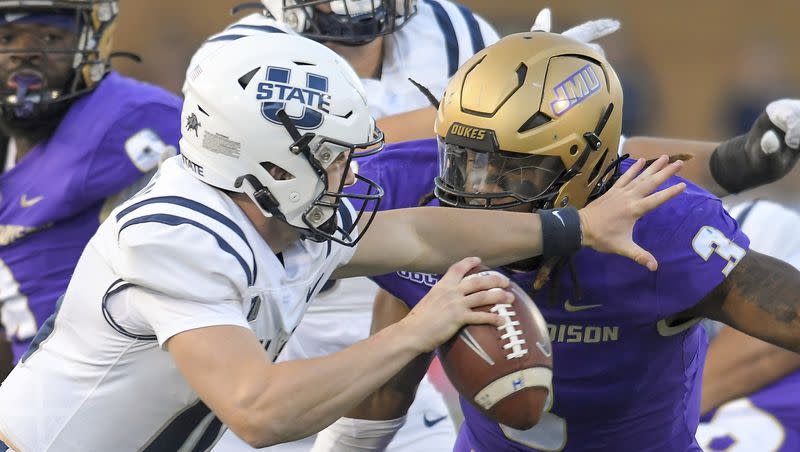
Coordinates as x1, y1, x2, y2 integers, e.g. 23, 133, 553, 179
206, 34, 248, 43
0, 438, 8, 451
454, 3, 485, 54
227, 23, 286, 34
120, 214, 254, 285
142, 400, 224, 452
423, 0, 459, 77
734, 200, 760, 228
117, 196, 257, 284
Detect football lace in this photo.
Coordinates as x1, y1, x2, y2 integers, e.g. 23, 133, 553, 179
491, 303, 529, 359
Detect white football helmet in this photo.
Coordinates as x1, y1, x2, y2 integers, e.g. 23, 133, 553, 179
181, 33, 384, 246
259, 0, 417, 44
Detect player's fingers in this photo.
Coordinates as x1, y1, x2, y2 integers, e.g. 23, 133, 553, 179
613, 157, 645, 187
438, 257, 482, 286
631, 155, 670, 183
636, 182, 686, 215
459, 270, 509, 295
462, 311, 505, 328
530, 7, 551, 32
463, 288, 514, 309
766, 99, 800, 148
632, 159, 683, 195
619, 242, 658, 272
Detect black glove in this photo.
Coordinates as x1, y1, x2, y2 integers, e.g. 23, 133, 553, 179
710, 99, 800, 194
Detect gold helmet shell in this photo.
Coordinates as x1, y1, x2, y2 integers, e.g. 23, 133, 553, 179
434, 31, 623, 210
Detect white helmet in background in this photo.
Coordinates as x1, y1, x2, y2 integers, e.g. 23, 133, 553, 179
181, 33, 384, 246
259, 0, 417, 45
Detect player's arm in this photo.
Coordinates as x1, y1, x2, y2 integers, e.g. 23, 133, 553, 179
701, 325, 800, 414
624, 99, 800, 197
334, 156, 685, 279
168, 258, 507, 448
310, 290, 427, 452
376, 106, 437, 143
683, 251, 800, 355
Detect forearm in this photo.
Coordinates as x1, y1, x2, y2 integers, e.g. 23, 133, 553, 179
375, 107, 437, 144
623, 137, 725, 196
348, 352, 432, 421
701, 326, 800, 414
253, 322, 424, 445
690, 252, 800, 355
394, 207, 543, 274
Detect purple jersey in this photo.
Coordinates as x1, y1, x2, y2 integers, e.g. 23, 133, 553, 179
353, 139, 750, 452
0, 72, 181, 361
697, 369, 800, 451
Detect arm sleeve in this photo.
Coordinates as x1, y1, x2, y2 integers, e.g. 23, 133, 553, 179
113, 284, 250, 348
654, 198, 750, 318
113, 219, 251, 304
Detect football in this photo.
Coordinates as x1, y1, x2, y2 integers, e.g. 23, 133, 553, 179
438, 265, 553, 430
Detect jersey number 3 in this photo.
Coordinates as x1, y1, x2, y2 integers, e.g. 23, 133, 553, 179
692, 226, 746, 277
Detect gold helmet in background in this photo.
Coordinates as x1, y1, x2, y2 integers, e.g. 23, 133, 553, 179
434, 31, 623, 211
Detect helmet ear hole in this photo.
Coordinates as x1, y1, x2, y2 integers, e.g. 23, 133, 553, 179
261, 162, 296, 181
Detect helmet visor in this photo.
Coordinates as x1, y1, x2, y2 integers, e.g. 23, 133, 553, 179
435, 138, 565, 209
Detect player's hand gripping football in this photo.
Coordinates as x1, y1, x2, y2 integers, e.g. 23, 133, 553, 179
399, 257, 507, 353
530, 7, 620, 56
579, 155, 685, 271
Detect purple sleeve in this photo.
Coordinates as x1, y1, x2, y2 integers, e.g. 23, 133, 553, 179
654, 197, 750, 318
78, 101, 181, 206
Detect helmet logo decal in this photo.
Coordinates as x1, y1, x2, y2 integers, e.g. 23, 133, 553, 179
450, 123, 487, 141
186, 113, 201, 137
550, 64, 601, 117
258, 66, 331, 130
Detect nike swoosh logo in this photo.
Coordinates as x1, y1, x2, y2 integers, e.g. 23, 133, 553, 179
552, 210, 565, 226
20, 194, 43, 208
423, 414, 448, 428
564, 299, 602, 312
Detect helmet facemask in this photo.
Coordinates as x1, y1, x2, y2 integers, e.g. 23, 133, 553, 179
235, 108, 384, 247
0, 1, 119, 124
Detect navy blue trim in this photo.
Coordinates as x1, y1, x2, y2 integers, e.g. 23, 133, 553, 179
0, 438, 7, 451
734, 200, 760, 228
206, 34, 248, 43
455, 4, 485, 54
117, 196, 257, 283
338, 202, 353, 233
21, 295, 64, 363
142, 400, 223, 452
120, 214, 253, 285
227, 24, 286, 34
423, 0, 459, 76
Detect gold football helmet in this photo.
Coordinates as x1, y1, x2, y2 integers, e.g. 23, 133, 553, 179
434, 31, 623, 211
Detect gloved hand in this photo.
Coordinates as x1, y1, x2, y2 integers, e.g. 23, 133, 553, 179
710, 99, 800, 194
530, 8, 620, 56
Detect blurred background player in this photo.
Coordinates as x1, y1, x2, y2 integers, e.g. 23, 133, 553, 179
207, 1, 500, 450
0, 0, 181, 378
315, 32, 800, 452
696, 200, 800, 452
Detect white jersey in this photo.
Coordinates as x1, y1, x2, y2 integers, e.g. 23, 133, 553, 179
0, 156, 357, 452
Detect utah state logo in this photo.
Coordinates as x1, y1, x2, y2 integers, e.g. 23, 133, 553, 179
257, 66, 331, 130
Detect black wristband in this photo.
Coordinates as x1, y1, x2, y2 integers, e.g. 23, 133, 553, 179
539, 207, 582, 260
